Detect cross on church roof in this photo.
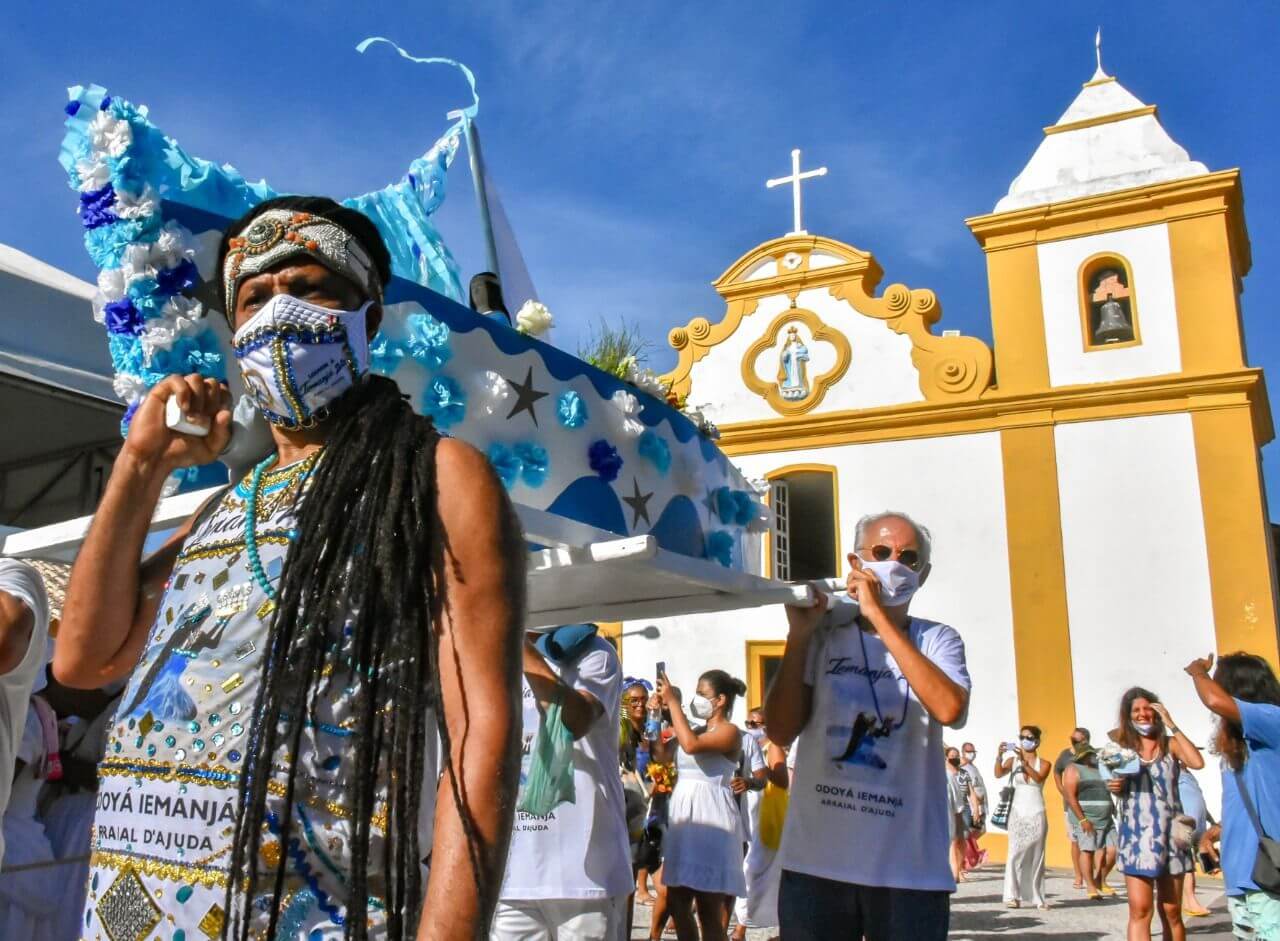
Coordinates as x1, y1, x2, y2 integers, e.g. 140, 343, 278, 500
766, 148, 827, 236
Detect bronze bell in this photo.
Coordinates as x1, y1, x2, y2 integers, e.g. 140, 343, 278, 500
1095, 294, 1134, 343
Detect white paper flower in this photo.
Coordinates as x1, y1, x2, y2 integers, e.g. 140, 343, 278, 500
89, 111, 132, 159
625, 362, 667, 397
140, 297, 203, 363
112, 372, 147, 403
76, 157, 111, 193
113, 185, 159, 221
515, 300, 554, 337
475, 369, 513, 416
153, 221, 194, 266
96, 267, 127, 301
609, 389, 645, 437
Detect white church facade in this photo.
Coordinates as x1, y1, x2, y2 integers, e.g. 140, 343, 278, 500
619, 58, 1278, 867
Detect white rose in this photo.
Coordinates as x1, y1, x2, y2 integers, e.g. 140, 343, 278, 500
515, 300, 553, 337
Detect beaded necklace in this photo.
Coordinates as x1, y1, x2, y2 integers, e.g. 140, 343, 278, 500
244, 449, 322, 601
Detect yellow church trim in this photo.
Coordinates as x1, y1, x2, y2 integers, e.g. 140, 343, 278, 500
999, 422, 1079, 870
763, 463, 843, 579
1043, 104, 1158, 136
1191, 406, 1280, 670
745, 640, 786, 713
1082, 74, 1117, 88
662, 233, 993, 407
1077, 251, 1143, 353
982, 242, 1051, 395
740, 308, 852, 415
1168, 212, 1250, 375
711, 369, 1272, 456
966, 170, 1250, 277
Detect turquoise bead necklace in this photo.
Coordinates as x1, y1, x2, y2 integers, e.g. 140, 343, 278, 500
244, 450, 321, 601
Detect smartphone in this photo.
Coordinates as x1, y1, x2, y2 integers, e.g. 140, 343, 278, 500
1199, 851, 1220, 875
656, 661, 666, 681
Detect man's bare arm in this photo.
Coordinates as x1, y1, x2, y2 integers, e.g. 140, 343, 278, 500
764, 597, 824, 747
419, 439, 524, 941
54, 375, 230, 689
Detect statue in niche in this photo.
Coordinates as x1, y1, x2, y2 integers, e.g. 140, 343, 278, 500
1089, 267, 1136, 345
777, 324, 811, 400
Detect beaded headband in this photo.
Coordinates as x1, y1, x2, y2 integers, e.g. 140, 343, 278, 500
222, 209, 383, 319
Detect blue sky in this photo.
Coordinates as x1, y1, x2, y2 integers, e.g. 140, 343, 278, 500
5, 2, 1279, 501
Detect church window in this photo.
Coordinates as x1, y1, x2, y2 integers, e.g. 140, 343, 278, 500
1080, 254, 1140, 349
768, 465, 839, 581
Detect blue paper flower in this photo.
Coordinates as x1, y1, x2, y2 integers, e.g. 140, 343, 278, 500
85, 220, 146, 268
103, 297, 144, 336
120, 399, 140, 434
713, 486, 738, 525
638, 430, 671, 475
705, 530, 734, 568
731, 491, 756, 527
556, 390, 588, 429
405, 312, 452, 371
588, 440, 623, 482
515, 442, 550, 488
79, 184, 118, 229
156, 258, 199, 296
368, 333, 407, 375
423, 375, 466, 428
487, 443, 522, 489
64, 101, 80, 117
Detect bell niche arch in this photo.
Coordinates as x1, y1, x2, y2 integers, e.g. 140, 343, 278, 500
1079, 253, 1141, 351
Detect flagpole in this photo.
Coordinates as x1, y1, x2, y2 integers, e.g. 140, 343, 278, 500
452, 112, 502, 279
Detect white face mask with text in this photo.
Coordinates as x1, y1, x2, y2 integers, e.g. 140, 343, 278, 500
232, 294, 373, 429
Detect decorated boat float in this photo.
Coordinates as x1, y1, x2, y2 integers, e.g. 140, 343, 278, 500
5, 54, 815, 625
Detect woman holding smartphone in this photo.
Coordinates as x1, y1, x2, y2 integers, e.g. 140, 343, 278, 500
653, 669, 748, 941
1106, 687, 1204, 941
995, 725, 1051, 909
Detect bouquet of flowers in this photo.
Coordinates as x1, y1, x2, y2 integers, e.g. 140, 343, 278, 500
646, 761, 677, 794
1097, 741, 1140, 779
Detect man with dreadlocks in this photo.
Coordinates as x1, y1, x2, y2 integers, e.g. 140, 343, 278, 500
55, 196, 526, 940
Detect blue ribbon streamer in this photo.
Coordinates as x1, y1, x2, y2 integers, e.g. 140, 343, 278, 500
355, 38, 480, 132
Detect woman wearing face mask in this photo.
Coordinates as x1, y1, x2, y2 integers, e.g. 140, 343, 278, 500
945, 746, 980, 883
995, 725, 1051, 909
654, 669, 748, 941
1106, 687, 1204, 941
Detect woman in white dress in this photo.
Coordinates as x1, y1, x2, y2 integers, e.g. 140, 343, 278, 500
655, 669, 748, 941
995, 724, 1051, 909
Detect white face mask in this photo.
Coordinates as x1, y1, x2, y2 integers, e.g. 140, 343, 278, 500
859, 558, 922, 607
233, 294, 373, 429
1133, 721, 1154, 736
1020, 738, 1038, 751
746, 726, 766, 743
689, 695, 715, 720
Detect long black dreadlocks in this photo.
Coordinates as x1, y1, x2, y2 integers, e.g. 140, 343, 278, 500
215, 197, 526, 940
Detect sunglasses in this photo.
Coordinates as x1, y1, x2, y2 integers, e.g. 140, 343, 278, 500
623, 696, 648, 705
859, 544, 924, 572
745, 720, 762, 729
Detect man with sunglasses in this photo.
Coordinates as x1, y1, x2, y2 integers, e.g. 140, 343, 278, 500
765, 512, 971, 941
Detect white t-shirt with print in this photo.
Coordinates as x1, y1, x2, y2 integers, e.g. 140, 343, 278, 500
0, 559, 50, 864
779, 602, 971, 892
499, 636, 633, 900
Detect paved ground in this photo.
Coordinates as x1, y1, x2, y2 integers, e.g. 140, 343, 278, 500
629, 867, 1236, 939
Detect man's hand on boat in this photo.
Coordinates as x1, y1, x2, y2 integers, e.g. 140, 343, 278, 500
125, 373, 233, 472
